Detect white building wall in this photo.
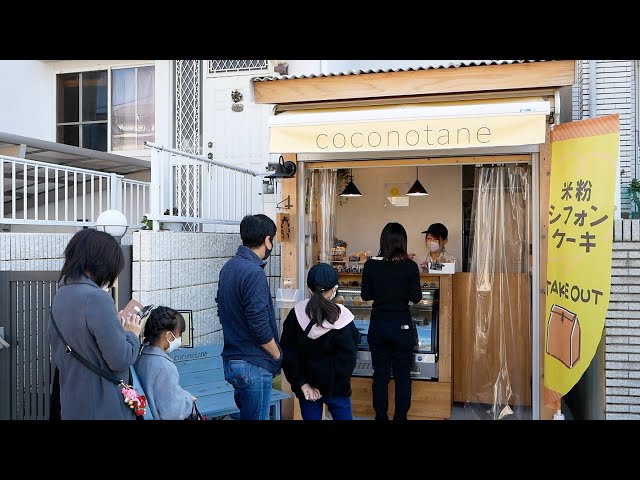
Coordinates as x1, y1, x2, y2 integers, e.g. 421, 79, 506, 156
322, 59, 475, 72
572, 60, 636, 214
0, 61, 54, 140
0, 60, 173, 162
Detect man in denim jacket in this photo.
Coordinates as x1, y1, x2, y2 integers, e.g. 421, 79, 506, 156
216, 214, 282, 420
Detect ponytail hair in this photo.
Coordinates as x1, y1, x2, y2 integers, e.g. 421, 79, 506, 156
305, 285, 340, 326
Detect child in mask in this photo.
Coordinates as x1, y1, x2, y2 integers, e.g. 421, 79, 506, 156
134, 306, 196, 420
419, 222, 456, 271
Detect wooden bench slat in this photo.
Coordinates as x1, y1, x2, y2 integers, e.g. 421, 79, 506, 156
195, 389, 287, 418
174, 357, 224, 375
186, 380, 234, 397
137, 344, 291, 420
179, 368, 225, 386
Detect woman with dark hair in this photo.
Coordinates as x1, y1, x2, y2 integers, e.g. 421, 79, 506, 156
361, 222, 422, 420
48, 229, 143, 420
134, 306, 196, 420
280, 263, 359, 420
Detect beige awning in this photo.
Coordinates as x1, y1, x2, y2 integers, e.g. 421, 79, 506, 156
268, 97, 551, 154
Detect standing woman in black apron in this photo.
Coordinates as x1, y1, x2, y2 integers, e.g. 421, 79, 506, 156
361, 222, 422, 420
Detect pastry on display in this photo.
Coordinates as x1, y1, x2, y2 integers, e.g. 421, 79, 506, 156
334, 295, 345, 304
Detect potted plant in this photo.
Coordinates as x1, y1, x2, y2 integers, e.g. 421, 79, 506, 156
162, 207, 183, 232
140, 216, 153, 230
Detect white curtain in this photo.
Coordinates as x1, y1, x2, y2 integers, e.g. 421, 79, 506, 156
111, 66, 155, 151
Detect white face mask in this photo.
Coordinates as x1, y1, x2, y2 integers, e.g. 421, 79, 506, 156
166, 332, 182, 354
427, 241, 441, 253
102, 285, 111, 292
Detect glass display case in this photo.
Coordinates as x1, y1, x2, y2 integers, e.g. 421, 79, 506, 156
334, 280, 439, 380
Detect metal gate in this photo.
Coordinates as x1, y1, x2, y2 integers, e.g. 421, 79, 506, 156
0, 271, 60, 420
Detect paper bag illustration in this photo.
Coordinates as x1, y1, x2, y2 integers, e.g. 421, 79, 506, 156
546, 304, 581, 368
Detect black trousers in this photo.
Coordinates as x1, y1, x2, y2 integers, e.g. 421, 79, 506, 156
368, 319, 416, 420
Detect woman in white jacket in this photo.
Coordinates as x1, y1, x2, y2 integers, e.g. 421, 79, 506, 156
134, 306, 196, 420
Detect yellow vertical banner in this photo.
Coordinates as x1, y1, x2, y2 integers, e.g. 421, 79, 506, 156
544, 114, 619, 402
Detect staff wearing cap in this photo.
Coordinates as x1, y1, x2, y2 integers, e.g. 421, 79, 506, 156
280, 263, 360, 420
419, 223, 456, 271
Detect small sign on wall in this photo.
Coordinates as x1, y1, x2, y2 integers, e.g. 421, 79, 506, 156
277, 213, 291, 241
178, 310, 194, 347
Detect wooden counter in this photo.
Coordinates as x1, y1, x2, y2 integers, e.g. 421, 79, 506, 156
349, 274, 453, 420
452, 272, 531, 406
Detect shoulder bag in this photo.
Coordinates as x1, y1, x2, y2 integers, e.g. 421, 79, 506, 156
49, 315, 148, 418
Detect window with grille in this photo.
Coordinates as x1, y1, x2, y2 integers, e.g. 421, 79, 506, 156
208, 60, 269, 74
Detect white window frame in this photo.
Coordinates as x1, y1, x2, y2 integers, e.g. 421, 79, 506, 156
54, 61, 155, 158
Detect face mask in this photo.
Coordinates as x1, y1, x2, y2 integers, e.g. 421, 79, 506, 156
427, 241, 441, 253
263, 236, 273, 260
102, 286, 110, 292
166, 332, 182, 354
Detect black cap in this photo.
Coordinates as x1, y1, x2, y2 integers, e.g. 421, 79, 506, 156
421, 223, 448, 239
307, 263, 339, 291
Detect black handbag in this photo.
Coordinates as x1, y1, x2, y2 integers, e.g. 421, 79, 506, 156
185, 401, 206, 420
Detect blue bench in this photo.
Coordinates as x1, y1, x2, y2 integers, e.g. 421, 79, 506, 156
131, 343, 289, 420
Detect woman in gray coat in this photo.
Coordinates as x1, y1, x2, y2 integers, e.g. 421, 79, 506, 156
49, 229, 143, 420
134, 306, 195, 419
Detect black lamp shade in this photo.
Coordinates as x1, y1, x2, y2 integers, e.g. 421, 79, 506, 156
406, 179, 429, 196
340, 180, 362, 197
266, 156, 297, 179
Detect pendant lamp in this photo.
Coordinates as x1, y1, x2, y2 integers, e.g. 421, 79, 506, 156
339, 169, 362, 197
406, 166, 428, 196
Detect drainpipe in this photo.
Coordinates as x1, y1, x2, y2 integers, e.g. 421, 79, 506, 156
633, 60, 640, 184
589, 60, 597, 118
589, 60, 606, 419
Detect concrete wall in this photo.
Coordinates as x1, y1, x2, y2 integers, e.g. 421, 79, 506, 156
131, 231, 281, 346
605, 219, 640, 419
0, 232, 132, 270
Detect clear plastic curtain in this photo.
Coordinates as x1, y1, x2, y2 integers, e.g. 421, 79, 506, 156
318, 169, 337, 263
464, 164, 532, 419
305, 169, 338, 269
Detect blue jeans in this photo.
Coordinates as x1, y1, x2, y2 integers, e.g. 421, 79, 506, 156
299, 396, 353, 420
223, 359, 273, 420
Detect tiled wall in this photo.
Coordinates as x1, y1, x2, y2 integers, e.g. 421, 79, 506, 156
0, 233, 132, 271
132, 231, 281, 346
606, 219, 640, 419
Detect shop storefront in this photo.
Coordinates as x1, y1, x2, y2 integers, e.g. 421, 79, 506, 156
253, 60, 577, 420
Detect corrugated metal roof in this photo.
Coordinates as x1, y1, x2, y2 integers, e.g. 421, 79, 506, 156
253, 60, 551, 81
